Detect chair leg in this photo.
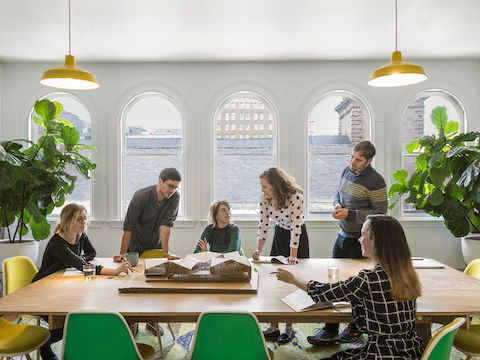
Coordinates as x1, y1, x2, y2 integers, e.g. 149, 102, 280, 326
36, 318, 41, 360
155, 323, 164, 358
25, 354, 33, 360
167, 322, 176, 340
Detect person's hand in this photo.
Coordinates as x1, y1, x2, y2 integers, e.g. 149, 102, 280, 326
113, 254, 125, 262
114, 261, 133, 275
332, 208, 348, 220
286, 256, 298, 264
197, 238, 208, 252
276, 268, 296, 284
165, 252, 181, 260
252, 250, 261, 260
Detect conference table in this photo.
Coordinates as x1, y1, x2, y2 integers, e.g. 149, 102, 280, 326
1, 257, 480, 342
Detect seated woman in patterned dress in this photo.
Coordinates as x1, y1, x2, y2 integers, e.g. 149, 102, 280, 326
276, 214, 424, 359
194, 200, 241, 254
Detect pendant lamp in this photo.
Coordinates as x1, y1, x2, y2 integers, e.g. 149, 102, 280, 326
40, 0, 99, 90
368, 0, 427, 87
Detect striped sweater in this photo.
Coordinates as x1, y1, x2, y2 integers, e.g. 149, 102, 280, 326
333, 165, 387, 237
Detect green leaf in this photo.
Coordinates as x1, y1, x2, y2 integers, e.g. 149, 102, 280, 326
418, 135, 434, 147
416, 153, 428, 171
441, 198, 468, 221
472, 181, 480, 203
61, 126, 80, 151
388, 183, 406, 197
445, 218, 470, 238
43, 135, 61, 163
428, 190, 444, 206
52, 102, 64, 119
32, 115, 46, 128
444, 120, 459, 135
34, 100, 57, 122
431, 106, 448, 132
30, 217, 51, 241
54, 118, 74, 127
0, 163, 19, 190
457, 159, 480, 188
450, 131, 480, 146
393, 169, 408, 186
429, 167, 449, 188
406, 139, 421, 153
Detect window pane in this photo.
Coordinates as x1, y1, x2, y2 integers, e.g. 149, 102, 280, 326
215, 95, 275, 215
216, 155, 272, 215
31, 94, 92, 215
307, 93, 370, 216
309, 154, 350, 214
123, 155, 181, 213
123, 94, 183, 215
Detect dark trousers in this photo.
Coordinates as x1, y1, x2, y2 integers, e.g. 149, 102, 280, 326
325, 234, 363, 334
40, 315, 63, 358
270, 224, 310, 258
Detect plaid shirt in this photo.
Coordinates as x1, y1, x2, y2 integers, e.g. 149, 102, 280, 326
307, 264, 424, 359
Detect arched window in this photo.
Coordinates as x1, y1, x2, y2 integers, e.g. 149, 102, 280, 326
401, 90, 466, 214
214, 92, 276, 215
30, 93, 93, 215
122, 92, 183, 216
307, 91, 371, 216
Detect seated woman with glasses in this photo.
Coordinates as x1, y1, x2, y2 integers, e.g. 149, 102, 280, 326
276, 215, 424, 359
194, 201, 241, 254
33, 203, 132, 360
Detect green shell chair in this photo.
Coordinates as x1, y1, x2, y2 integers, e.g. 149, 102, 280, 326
189, 310, 273, 360
62, 310, 155, 360
421, 317, 465, 360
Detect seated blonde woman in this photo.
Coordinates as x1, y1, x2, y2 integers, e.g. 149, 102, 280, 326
194, 201, 241, 254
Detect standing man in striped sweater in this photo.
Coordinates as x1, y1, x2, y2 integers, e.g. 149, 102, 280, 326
307, 140, 388, 345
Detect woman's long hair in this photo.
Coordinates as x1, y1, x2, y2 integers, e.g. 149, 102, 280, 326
367, 215, 422, 301
54, 203, 87, 234
208, 200, 230, 227
259, 167, 303, 209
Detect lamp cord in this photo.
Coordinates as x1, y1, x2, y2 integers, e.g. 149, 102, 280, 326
68, 0, 71, 55
394, 0, 398, 52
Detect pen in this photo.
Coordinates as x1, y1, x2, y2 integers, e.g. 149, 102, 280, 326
247, 245, 255, 254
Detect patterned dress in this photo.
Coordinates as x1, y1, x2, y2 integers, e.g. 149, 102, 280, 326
307, 264, 424, 359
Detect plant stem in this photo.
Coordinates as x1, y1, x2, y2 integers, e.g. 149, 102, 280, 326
2, 210, 12, 242
466, 216, 480, 233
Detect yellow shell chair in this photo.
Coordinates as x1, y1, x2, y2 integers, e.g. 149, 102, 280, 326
2, 256, 43, 359
131, 249, 176, 357
452, 258, 480, 360
0, 317, 50, 360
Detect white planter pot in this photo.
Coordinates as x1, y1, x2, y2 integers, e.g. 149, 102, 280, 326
461, 233, 480, 266
0, 239, 39, 272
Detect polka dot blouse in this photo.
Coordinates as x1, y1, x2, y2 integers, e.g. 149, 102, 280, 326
257, 191, 305, 249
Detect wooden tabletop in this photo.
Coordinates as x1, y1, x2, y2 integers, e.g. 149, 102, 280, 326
1, 258, 479, 325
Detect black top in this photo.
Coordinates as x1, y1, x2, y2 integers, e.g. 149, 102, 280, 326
32, 233, 103, 282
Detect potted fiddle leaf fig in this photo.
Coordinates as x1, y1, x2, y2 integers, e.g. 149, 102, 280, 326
0, 99, 96, 263
389, 106, 480, 264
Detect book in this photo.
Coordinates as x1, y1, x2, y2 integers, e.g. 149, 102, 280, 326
252, 255, 290, 264
411, 258, 445, 269
281, 289, 350, 312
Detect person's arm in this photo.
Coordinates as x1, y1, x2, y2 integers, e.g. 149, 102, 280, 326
100, 262, 133, 276
50, 237, 103, 274
276, 268, 309, 291
307, 270, 370, 303
81, 234, 96, 261
160, 225, 179, 259
113, 231, 132, 262
226, 225, 241, 253
253, 196, 270, 260
194, 227, 210, 253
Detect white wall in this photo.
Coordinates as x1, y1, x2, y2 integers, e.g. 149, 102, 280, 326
1, 60, 479, 269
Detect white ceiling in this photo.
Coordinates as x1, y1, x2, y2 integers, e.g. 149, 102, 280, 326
0, 0, 479, 63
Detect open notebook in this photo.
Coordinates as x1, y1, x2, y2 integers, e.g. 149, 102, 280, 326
281, 289, 350, 312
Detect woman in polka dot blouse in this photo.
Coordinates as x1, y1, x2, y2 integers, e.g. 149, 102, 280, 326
252, 167, 310, 344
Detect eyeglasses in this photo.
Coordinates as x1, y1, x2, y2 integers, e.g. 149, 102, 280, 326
165, 182, 179, 191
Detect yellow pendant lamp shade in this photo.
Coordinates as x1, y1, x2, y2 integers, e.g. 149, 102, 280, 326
368, 51, 427, 87
41, 55, 99, 90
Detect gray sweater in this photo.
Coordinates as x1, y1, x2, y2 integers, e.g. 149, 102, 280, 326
123, 185, 179, 254
333, 165, 387, 237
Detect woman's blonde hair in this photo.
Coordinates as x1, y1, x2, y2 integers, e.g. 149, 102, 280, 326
208, 201, 230, 227
54, 203, 87, 234
259, 167, 303, 209
367, 215, 422, 301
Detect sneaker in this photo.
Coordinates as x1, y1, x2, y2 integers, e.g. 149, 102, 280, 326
306, 327, 339, 345
263, 326, 280, 340
277, 327, 295, 344
40, 346, 59, 360
338, 323, 362, 343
